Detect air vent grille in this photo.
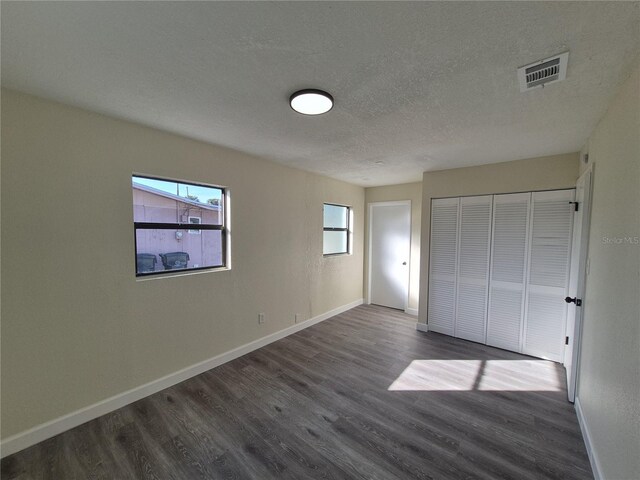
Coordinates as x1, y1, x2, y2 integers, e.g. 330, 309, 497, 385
518, 52, 569, 92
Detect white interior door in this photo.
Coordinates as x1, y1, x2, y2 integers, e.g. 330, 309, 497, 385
565, 169, 593, 402
369, 202, 411, 310
522, 190, 575, 362
455, 195, 493, 343
428, 198, 459, 335
487, 193, 531, 352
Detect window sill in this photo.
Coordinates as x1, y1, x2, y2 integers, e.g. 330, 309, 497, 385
135, 266, 230, 281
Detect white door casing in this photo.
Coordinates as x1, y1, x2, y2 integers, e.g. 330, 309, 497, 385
565, 168, 593, 402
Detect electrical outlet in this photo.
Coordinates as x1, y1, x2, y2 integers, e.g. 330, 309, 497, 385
295, 313, 301, 324
258, 313, 265, 324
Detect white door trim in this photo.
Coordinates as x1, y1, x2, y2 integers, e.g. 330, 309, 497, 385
367, 200, 412, 312
566, 165, 594, 402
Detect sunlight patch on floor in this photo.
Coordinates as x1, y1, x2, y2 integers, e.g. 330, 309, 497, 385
388, 359, 562, 392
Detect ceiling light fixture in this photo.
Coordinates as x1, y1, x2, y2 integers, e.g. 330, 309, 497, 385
289, 89, 333, 115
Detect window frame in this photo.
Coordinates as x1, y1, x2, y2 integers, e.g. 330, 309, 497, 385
323, 202, 351, 256
133, 174, 228, 277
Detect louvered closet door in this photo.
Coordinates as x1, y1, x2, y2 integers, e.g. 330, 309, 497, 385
428, 198, 459, 336
455, 196, 492, 343
487, 193, 531, 352
523, 190, 575, 361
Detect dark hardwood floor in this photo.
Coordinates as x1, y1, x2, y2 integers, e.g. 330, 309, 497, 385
1, 305, 593, 479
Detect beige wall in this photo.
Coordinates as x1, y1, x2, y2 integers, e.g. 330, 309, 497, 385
364, 183, 422, 313
418, 153, 580, 323
575, 66, 639, 479
0, 89, 364, 439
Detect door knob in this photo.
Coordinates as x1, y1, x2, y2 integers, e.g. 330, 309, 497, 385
565, 297, 582, 306
402, 262, 407, 265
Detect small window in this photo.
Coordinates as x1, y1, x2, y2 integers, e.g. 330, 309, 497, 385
188, 216, 201, 234
323, 203, 351, 255
132, 175, 227, 276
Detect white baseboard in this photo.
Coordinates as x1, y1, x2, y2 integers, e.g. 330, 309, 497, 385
405, 308, 419, 316
575, 396, 603, 480
0, 299, 363, 458
415, 322, 429, 333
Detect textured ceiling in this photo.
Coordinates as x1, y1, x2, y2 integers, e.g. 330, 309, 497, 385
2, 2, 639, 186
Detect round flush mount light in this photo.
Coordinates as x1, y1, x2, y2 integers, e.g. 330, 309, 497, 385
289, 89, 333, 115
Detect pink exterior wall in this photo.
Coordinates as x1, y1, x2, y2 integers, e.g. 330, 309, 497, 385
133, 188, 222, 271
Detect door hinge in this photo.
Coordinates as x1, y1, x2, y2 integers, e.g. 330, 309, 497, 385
569, 201, 579, 212
565, 336, 569, 345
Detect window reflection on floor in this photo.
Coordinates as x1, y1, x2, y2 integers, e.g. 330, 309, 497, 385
388, 359, 562, 392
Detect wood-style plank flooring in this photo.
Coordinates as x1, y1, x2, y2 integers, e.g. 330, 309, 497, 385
1, 305, 593, 479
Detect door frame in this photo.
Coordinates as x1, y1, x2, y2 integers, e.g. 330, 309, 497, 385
367, 200, 412, 312
565, 165, 594, 402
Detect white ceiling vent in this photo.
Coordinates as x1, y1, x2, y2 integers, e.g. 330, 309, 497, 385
518, 52, 569, 92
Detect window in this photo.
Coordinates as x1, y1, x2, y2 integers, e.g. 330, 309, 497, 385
323, 203, 350, 255
188, 216, 201, 234
132, 175, 227, 276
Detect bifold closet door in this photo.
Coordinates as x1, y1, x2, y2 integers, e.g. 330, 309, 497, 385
523, 190, 575, 361
455, 196, 492, 343
486, 193, 531, 352
428, 197, 459, 336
